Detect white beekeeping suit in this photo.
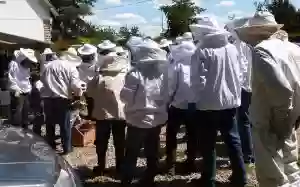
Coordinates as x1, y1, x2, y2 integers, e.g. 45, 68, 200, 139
226, 19, 252, 92
77, 44, 99, 84
168, 40, 196, 107
121, 36, 169, 128
236, 12, 300, 187
40, 48, 57, 75
189, 16, 244, 110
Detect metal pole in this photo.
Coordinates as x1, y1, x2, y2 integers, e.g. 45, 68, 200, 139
161, 10, 164, 32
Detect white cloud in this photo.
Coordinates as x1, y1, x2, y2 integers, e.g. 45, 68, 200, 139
114, 13, 147, 24
139, 25, 162, 37
100, 20, 122, 26
151, 17, 161, 23
105, 0, 121, 5
216, 0, 235, 7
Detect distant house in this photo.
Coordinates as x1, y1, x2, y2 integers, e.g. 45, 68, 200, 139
0, 0, 58, 47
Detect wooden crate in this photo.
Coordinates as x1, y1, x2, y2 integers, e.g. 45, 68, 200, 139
72, 121, 96, 147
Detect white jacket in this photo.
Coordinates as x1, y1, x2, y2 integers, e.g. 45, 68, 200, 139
88, 57, 128, 120
77, 63, 99, 84
234, 40, 252, 92
250, 38, 300, 138
120, 63, 168, 128
169, 41, 196, 109
8, 60, 31, 93
41, 59, 82, 99
191, 33, 242, 111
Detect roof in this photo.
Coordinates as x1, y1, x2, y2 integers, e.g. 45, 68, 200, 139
41, 0, 59, 17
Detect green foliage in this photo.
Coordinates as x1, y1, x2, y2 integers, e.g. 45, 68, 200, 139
119, 26, 142, 39
160, 0, 205, 37
254, 0, 300, 33
75, 26, 117, 44
50, 0, 97, 40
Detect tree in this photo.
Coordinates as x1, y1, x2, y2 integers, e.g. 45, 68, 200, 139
160, 0, 205, 38
254, 0, 300, 33
75, 26, 117, 44
130, 26, 141, 36
50, 0, 98, 40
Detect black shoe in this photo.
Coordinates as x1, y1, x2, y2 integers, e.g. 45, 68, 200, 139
182, 160, 196, 174
167, 164, 176, 175
138, 178, 155, 187
163, 161, 176, 175
93, 165, 106, 176
121, 179, 132, 187
228, 175, 247, 187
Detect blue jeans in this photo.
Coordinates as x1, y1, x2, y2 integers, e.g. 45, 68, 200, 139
238, 89, 254, 164
197, 109, 246, 187
44, 98, 71, 153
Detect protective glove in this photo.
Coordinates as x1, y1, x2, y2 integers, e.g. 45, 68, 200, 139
14, 90, 21, 97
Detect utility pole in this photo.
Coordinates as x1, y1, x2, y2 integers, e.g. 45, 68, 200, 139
161, 10, 164, 32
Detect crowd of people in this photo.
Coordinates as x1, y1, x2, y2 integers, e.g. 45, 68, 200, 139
6, 10, 300, 187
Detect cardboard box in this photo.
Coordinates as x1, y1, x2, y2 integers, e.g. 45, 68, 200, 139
72, 121, 95, 147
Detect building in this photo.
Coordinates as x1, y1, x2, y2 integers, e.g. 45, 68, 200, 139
0, 0, 58, 48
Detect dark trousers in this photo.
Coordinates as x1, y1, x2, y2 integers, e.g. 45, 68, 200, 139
166, 105, 197, 165
86, 96, 94, 119
197, 109, 246, 187
238, 89, 254, 164
30, 88, 44, 136
95, 119, 126, 170
10, 92, 30, 128
122, 125, 161, 183
44, 98, 72, 153
32, 102, 44, 136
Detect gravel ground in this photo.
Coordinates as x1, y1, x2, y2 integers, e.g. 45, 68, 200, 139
63, 126, 259, 187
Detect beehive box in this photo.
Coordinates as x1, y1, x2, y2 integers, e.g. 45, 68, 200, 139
72, 120, 96, 147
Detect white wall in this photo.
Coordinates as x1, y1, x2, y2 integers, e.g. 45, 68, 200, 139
0, 0, 52, 42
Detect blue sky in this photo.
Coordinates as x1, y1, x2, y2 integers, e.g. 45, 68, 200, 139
85, 0, 300, 37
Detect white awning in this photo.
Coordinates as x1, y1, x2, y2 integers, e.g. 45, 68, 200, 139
0, 32, 51, 46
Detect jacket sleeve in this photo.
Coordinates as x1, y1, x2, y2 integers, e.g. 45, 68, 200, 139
168, 62, 178, 98
190, 48, 209, 102
8, 61, 21, 92
161, 65, 171, 106
69, 67, 83, 96
120, 71, 140, 105
254, 47, 293, 138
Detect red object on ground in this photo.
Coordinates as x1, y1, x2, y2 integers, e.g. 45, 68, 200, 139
72, 120, 96, 147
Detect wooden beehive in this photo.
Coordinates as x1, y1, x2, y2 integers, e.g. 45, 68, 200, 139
72, 120, 96, 147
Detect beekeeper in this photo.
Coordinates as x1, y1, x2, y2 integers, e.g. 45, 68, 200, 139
159, 39, 172, 53
60, 47, 82, 66
8, 48, 37, 128
40, 48, 57, 75
182, 32, 193, 42
190, 15, 247, 187
235, 11, 300, 187
175, 36, 183, 45
115, 46, 131, 71
41, 48, 83, 155
87, 51, 128, 176
77, 44, 99, 119
165, 40, 197, 175
225, 18, 255, 172
120, 37, 169, 186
